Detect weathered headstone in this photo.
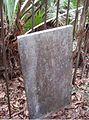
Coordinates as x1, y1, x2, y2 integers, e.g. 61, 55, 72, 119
17, 25, 73, 119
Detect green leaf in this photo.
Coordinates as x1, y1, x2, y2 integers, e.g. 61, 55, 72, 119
24, 10, 43, 32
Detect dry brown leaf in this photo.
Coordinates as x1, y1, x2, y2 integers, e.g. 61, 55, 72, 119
0, 92, 5, 98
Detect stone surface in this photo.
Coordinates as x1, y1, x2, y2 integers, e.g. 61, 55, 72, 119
17, 25, 73, 119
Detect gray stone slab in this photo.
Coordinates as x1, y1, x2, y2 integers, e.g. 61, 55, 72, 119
17, 25, 73, 119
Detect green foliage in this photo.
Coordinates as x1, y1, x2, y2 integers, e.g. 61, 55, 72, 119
3, 0, 44, 32
24, 10, 43, 31
3, 0, 19, 26
70, 0, 77, 9
2, 0, 84, 33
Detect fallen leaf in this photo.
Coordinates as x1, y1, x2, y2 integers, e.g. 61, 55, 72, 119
0, 92, 5, 98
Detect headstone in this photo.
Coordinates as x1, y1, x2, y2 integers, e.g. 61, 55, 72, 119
17, 25, 73, 119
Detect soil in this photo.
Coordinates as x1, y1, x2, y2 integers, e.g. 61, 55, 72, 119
0, 68, 89, 119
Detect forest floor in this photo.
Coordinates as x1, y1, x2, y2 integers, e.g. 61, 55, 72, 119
0, 32, 89, 119
0, 68, 89, 119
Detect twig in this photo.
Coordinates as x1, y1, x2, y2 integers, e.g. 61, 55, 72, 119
44, 0, 48, 29
66, 0, 70, 25
72, 0, 89, 85
24, 4, 42, 24
25, 6, 83, 34
81, 26, 89, 78
56, 0, 60, 27
73, 0, 80, 39
0, 0, 11, 118
32, 0, 34, 32
12, 107, 26, 117
72, 36, 83, 85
